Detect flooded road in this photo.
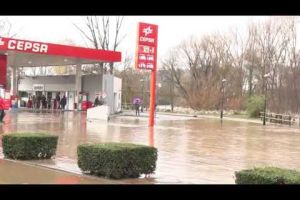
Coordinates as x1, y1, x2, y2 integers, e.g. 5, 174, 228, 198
0, 110, 299, 184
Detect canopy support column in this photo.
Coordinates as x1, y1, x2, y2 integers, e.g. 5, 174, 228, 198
11, 66, 18, 96
75, 64, 82, 110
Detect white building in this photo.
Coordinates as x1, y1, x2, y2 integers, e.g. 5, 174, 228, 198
18, 74, 122, 114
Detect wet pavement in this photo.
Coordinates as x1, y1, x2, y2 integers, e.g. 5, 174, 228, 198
0, 158, 120, 184
0, 110, 300, 184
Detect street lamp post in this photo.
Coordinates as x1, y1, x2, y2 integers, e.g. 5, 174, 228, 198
220, 79, 227, 119
155, 83, 162, 117
263, 73, 271, 125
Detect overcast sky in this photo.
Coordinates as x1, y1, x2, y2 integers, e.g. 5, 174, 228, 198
2, 16, 298, 64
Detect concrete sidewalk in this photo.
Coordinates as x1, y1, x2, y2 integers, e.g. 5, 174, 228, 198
0, 158, 118, 184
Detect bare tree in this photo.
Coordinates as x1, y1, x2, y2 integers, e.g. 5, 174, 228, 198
74, 16, 125, 75
160, 17, 298, 113
0, 18, 20, 90
0, 18, 18, 38
114, 54, 152, 109
162, 35, 230, 110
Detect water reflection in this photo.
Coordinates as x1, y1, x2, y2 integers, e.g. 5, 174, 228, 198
148, 127, 154, 147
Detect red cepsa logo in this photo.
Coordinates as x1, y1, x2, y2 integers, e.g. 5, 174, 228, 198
138, 23, 158, 46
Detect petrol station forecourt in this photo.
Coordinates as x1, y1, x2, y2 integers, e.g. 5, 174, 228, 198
0, 36, 122, 114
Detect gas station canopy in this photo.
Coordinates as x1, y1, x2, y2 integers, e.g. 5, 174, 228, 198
0, 37, 122, 67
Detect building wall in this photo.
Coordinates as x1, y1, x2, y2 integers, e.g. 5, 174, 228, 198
18, 74, 121, 114
113, 76, 122, 112
103, 74, 114, 114
19, 75, 76, 92
82, 74, 102, 102
19, 75, 102, 101
103, 74, 122, 113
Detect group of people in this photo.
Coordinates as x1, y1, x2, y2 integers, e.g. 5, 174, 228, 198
54, 93, 67, 110
27, 93, 67, 110
27, 93, 104, 110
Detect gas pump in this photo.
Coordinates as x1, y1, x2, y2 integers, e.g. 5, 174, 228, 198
78, 92, 88, 111
0, 87, 4, 99
5, 90, 11, 109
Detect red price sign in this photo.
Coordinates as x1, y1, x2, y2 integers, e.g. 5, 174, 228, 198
135, 22, 158, 70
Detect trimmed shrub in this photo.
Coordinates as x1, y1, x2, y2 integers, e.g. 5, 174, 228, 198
2, 133, 58, 160
246, 95, 265, 118
235, 167, 300, 184
77, 143, 157, 179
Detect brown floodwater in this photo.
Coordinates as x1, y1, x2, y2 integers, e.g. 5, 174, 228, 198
0, 110, 299, 184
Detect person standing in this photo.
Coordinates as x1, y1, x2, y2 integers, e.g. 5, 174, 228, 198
134, 99, 140, 117
32, 95, 36, 109
0, 96, 5, 123
0, 85, 6, 123
36, 95, 42, 109
42, 95, 47, 109
47, 95, 52, 109
94, 96, 100, 107
99, 96, 104, 105
55, 93, 60, 109
60, 95, 67, 110
27, 96, 32, 108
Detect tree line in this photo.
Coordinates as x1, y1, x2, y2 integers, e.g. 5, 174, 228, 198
157, 17, 300, 114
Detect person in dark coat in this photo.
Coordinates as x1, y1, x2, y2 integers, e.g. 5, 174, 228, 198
27, 96, 32, 108
32, 95, 36, 109
55, 93, 60, 109
47, 95, 52, 109
37, 95, 41, 109
99, 96, 104, 105
134, 99, 140, 116
60, 95, 67, 110
94, 96, 101, 107
42, 95, 47, 109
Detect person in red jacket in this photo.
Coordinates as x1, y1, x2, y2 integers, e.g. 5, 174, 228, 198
0, 96, 5, 123
0, 85, 6, 123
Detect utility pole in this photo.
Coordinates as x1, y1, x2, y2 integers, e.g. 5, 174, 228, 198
220, 79, 227, 119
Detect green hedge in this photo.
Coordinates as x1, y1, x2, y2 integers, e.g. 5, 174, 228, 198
235, 167, 300, 184
2, 133, 58, 160
77, 143, 158, 179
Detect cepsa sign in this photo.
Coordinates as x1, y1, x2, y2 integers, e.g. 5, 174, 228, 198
0, 37, 48, 53
135, 22, 158, 70
0, 37, 121, 62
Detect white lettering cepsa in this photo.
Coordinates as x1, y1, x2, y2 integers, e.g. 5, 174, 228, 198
139, 37, 155, 43
8, 40, 48, 53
